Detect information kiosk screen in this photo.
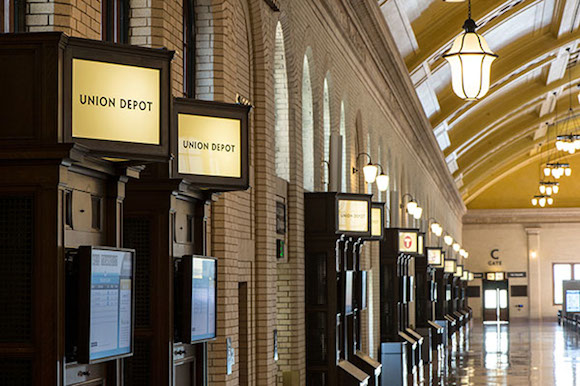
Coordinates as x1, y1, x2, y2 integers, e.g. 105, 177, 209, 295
78, 246, 135, 363
566, 290, 580, 313
190, 256, 217, 342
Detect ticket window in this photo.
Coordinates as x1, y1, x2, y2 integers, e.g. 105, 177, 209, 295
483, 280, 509, 323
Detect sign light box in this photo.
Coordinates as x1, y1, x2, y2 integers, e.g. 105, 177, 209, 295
180, 256, 217, 343
370, 203, 385, 240
337, 199, 369, 234
173, 99, 250, 191
72, 59, 160, 145
427, 248, 443, 267
418, 234, 424, 256
398, 231, 418, 254
454, 265, 463, 277
77, 246, 135, 364
444, 259, 456, 274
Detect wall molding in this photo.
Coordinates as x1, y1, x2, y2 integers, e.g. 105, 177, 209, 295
464, 208, 580, 224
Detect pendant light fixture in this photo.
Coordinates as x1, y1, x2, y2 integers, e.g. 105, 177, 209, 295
555, 51, 580, 154
443, 0, 498, 100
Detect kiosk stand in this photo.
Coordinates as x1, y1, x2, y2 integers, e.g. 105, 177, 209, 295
0, 32, 173, 386
304, 192, 373, 386
379, 228, 424, 386
435, 258, 457, 343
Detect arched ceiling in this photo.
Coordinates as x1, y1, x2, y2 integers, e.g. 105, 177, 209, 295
380, 0, 580, 208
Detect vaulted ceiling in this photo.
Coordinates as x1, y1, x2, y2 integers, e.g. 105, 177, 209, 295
381, 0, 580, 208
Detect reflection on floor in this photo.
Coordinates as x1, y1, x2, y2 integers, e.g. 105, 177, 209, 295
441, 321, 580, 385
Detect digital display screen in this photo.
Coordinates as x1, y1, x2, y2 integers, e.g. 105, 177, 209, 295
345, 271, 354, 315
567, 290, 580, 313
89, 248, 133, 362
190, 257, 217, 342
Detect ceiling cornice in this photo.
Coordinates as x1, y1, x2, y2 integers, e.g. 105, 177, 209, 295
464, 207, 580, 224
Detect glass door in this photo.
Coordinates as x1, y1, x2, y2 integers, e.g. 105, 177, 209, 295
482, 280, 509, 323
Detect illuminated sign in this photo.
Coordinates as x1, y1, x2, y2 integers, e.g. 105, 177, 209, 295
398, 231, 418, 253
418, 234, 424, 255
495, 272, 505, 281
172, 99, 250, 191
178, 114, 241, 178
444, 259, 456, 274
338, 200, 369, 233
371, 205, 384, 238
454, 265, 463, 277
427, 248, 443, 267
72, 59, 160, 144
486, 272, 495, 281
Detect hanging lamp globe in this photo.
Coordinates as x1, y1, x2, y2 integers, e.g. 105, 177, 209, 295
443, 11, 497, 100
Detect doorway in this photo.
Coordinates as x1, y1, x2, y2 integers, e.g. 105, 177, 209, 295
482, 280, 509, 323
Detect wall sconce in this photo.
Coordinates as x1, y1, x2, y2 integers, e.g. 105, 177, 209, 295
401, 194, 423, 220
375, 165, 389, 192
452, 242, 460, 252
352, 153, 378, 183
444, 234, 453, 246
530, 250, 537, 259
429, 218, 443, 237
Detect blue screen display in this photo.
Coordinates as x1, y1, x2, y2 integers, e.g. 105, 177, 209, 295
191, 257, 217, 342
89, 249, 133, 361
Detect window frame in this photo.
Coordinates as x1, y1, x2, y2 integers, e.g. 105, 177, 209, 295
183, 0, 196, 98
101, 0, 129, 43
552, 263, 580, 305
1, 0, 25, 33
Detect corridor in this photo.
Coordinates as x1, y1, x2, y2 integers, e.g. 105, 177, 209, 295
444, 322, 580, 385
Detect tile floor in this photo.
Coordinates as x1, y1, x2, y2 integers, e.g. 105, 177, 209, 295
439, 321, 580, 385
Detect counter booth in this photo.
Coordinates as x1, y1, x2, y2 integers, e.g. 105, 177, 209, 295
378, 228, 425, 386
435, 257, 458, 341
305, 193, 383, 386
0, 32, 250, 386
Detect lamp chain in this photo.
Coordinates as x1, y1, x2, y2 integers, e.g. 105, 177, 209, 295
468, 0, 472, 19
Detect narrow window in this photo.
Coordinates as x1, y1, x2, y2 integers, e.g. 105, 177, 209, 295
554, 263, 572, 305
1, 0, 25, 33
102, 0, 129, 43
183, 0, 196, 97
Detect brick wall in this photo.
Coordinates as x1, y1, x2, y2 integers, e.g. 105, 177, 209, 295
18, 0, 466, 385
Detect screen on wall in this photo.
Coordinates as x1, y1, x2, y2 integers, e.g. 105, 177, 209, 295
81, 247, 134, 363
190, 257, 217, 342
566, 290, 580, 313
345, 271, 354, 315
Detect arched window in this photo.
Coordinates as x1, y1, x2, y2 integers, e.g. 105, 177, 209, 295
340, 101, 347, 192
101, 0, 129, 43
302, 54, 314, 191
1, 0, 24, 32
323, 77, 331, 190
274, 22, 290, 181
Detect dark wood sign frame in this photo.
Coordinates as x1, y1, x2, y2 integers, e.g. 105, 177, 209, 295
63, 36, 173, 161
367, 202, 385, 241
76, 246, 136, 364
426, 247, 444, 268
172, 98, 251, 191
335, 193, 373, 238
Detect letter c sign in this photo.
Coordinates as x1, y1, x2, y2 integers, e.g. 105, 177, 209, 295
491, 249, 500, 260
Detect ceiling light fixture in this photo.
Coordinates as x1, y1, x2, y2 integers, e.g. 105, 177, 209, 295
443, 0, 498, 100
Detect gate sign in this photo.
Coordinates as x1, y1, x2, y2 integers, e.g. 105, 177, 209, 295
398, 231, 417, 253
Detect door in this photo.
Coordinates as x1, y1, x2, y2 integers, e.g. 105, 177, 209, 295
482, 280, 509, 323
